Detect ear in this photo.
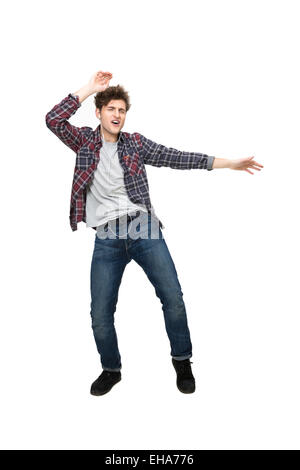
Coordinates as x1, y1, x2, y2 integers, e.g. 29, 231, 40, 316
95, 108, 101, 120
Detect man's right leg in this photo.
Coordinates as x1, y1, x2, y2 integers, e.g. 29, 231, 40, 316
90, 233, 130, 372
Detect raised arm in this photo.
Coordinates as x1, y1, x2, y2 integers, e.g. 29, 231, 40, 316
45, 70, 113, 153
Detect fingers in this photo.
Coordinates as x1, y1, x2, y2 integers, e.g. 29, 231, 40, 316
96, 70, 112, 76
250, 160, 263, 168
248, 157, 264, 168
249, 162, 263, 170
232, 156, 263, 174
96, 71, 113, 80
244, 156, 264, 172
249, 165, 262, 171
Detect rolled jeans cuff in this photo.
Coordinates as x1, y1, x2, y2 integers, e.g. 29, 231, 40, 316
172, 354, 192, 361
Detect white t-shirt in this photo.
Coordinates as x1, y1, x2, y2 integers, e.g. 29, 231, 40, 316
85, 135, 149, 228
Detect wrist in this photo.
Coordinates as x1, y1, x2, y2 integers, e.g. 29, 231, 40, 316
82, 83, 95, 95
72, 84, 94, 103
226, 159, 233, 169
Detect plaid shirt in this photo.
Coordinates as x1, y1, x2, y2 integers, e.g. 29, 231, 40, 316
45, 93, 215, 232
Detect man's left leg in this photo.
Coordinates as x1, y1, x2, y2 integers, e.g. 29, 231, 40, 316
127, 216, 195, 393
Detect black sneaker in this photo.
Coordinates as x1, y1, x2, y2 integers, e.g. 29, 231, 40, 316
90, 370, 121, 396
172, 358, 195, 394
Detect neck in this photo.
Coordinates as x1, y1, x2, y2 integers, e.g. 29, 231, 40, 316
100, 125, 119, 143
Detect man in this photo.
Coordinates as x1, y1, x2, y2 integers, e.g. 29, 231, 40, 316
45, 70, 263, 396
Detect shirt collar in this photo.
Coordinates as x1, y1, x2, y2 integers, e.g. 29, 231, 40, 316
94, 123, 124, 145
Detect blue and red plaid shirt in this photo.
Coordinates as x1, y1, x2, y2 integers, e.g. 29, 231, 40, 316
45, 93, 215, 231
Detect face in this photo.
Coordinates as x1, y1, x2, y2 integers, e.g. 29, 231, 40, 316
96, 99, 127, 142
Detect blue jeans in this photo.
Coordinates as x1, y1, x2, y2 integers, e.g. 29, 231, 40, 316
89, 212, 192, 371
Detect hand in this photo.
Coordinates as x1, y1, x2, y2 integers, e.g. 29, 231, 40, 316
87, 70, 113, 93
229, 156, 264, 175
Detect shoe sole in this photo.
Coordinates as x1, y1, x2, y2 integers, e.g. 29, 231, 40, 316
90, 376, 122, 396
177, 385, 196, 394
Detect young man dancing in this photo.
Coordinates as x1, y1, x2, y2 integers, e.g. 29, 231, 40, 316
45, 70, 263, 396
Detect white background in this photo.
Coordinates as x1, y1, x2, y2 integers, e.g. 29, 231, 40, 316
1, 0, 299, 450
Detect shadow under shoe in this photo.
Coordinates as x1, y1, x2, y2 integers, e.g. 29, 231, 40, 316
172, 358, 195, 394
90, 370, 122, 396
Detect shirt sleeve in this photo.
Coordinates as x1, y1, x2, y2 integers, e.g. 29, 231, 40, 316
45, 93, 91, 154
138, 133, 215, 171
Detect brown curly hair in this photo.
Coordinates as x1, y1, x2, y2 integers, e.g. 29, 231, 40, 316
94, 84, 131, 112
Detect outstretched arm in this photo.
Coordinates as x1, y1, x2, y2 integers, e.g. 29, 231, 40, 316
138, 134, 263, 175
138, 134, 215, 170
